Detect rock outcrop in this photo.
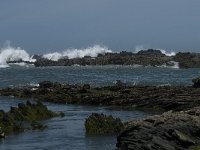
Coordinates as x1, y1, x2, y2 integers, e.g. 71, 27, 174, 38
0, 101, 57, 139
29, 50, 200, 68
116, 107, 200, 150
1, 80, 200, 111
7, 49, 200, 68
85, 113, 124, 135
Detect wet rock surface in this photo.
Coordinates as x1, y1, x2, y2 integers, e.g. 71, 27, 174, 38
116, 107, 200, 150
0, 101, 56, 139
85, 113, 124, 135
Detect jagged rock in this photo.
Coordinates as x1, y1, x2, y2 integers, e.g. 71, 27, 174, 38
116, 107, 200, 150
85, 113, 124, 135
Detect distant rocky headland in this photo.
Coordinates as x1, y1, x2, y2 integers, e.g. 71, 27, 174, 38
7, 49, 200, 68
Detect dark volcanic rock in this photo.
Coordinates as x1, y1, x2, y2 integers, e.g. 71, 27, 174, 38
85, 113, 124, 135
117, 107, 200, 150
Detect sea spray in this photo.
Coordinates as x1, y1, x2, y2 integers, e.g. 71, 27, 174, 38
43, 45, 112, 61
0, 45, 36, 68
160, 49, 176, 56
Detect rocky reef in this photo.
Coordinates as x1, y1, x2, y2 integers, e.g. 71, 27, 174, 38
1, 80, 200, 111
27, 49, 200, 68
0, 101, 57, 139
6, 49, 200, 68
117, 107, 200, 150
85, 113, 124, 135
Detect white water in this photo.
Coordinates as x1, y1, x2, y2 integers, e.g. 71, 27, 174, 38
157, 61, 179, 69
0, 46, 36, 68
43, 45, 112, 61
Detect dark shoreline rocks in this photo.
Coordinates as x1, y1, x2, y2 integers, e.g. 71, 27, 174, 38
0, 101, 57, 139
33, 50, 200, 68
116, 107, 200, 150
85, 113, 124, 135
1, 80, 200, 111
7, 49, 200, 68
1, 80, 200, 149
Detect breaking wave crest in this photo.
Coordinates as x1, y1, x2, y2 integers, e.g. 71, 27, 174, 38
43, 45, 112, 61
160, 49, 176, 56
0, 45, 36, 68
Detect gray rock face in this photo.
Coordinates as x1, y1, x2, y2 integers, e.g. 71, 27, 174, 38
116, 107, 200, 150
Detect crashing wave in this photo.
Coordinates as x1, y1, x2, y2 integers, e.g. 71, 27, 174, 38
160, 49, 176, 56
0, 45, 36, 68
43, 45, 112, 61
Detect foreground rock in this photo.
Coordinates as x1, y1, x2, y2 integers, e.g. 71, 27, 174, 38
85, 113, 124, 135
0, 101, 56, 139
117, 107, 200, 150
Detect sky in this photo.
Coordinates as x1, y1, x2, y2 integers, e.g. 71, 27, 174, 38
0, 0, 200, 54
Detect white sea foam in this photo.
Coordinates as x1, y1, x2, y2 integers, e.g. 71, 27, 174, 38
160, 49, 176, 56
0, 45, 36, 68
157, 61, 179, 69
43, 45, 112, 61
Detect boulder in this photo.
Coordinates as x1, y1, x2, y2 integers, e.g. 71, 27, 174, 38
85, 113, 124, 135
116, 107, 200, 150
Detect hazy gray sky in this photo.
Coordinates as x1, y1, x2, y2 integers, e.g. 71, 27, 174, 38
0, 0, 199, 53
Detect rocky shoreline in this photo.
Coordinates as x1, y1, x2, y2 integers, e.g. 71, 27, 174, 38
7, 49, 200, 68
117, 106, 200, 150
1, 78, 200, 149
1, 80, 200, 111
